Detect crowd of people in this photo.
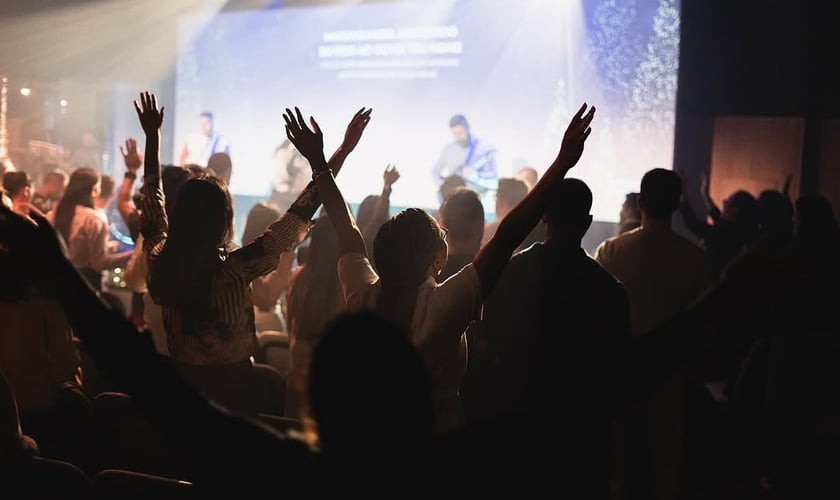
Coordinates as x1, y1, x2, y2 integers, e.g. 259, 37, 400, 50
1, 92, 839, 499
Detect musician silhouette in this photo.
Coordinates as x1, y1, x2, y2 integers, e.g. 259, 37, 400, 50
433, 115, 497, 194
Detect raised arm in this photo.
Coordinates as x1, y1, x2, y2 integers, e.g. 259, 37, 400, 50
0, 205, 313, 496
699, 170, 722, 224
117, 138, 142, 232
675, 167, 713, 239
284, 107, 371, 256
282, 108, 370, 224
362, 164, 399, 250
228, 109, 372, 282
134, 93, 168, 254
135, 93, 164, 186
472, 103, 595, 297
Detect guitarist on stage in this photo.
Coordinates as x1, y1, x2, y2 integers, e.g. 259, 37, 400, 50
432, 114, 498, 195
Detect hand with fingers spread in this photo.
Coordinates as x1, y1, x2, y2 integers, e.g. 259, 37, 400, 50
134, 92, 165, 135
341, 107, 373, 153
283, 107, 326, 169
555, 103, 596, 170
120, 138, 143, 173
383, 164, 400, 190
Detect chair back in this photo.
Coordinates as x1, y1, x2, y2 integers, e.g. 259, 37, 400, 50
93, 469, 197, 500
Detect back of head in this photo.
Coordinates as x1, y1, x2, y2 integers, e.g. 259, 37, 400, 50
515, 167, 539, 190
543, 178, 594, 242
356, 194, 380, 231
639, 168, 682, 220
309, 310, 433, 456
43, 168, 68, 190
2, 171, 30, 198
99, 175, 115, 201
241, 202, 281, 245
288, 215, 343, 342
373, 208, 443, 327
207, 153, 232, 185
757, 190, 793, 233
439, 188, 484, 245
723, 190, 758, 227
161, 166, 194, 221
622, 192, 641, 221
184, 164, 206, 177
438, 175, 466, 204
149, 174, 233, 306
496, 177, 529, 214
795, 194, 838, 243
54, 167, 99, 241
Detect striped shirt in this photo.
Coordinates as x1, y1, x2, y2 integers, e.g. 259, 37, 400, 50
140, 179, 309, 365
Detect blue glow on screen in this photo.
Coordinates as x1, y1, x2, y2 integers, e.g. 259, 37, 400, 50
176, 0, 680, 221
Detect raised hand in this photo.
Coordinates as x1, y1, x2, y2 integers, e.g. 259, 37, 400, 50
120, 138, 142, 173
133, 92, 165, 135
383, 163, 400, 189
700, 170, 710, 197
283, 107, 325, 168
555, 103, 596, 170
782, 173, 793, 198
341, 107, 372, 153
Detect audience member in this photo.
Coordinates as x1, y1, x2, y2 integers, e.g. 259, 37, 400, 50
48, 167, 131, 290
285, 215, 344, 419
2, 171, 34, 216
309, 311, 433, 481
595, 168, 710, 500
679, 169, 759, 278
482, 176, 547, 250
466, 178, 631, 497
284, 103, 595, 431
135, 93, 368, 415
94, 174, 115, 224
515, 166, 539, 190
619, 192, 641, 234
207, 152, 233, 185
31, 168, 68, 215
356, 164, 400, 255
437, 174, 466, 205
437, 187, 484, 282
241, 202, 295, 333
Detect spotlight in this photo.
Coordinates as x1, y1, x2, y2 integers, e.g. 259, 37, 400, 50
59, 99, 68, 107
20, 87, 31, 96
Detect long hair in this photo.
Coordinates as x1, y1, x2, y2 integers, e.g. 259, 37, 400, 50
241, 202, 281, 245
53, 167, 99, 242
372, 208, 443, 330
148, 174, 233, 307
287, 215, 343, 343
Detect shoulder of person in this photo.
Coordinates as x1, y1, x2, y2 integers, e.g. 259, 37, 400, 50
77, 206, 104, 224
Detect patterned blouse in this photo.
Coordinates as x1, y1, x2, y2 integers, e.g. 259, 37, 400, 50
140, 179, 309, 365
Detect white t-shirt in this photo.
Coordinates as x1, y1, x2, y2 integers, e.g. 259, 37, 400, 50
594, 227, 709, 338
337, 252, 483, 431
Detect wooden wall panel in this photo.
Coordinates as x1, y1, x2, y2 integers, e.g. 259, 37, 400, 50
709, 117, 804, 205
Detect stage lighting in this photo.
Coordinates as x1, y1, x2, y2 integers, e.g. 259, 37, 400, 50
20, 87, 31, 96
